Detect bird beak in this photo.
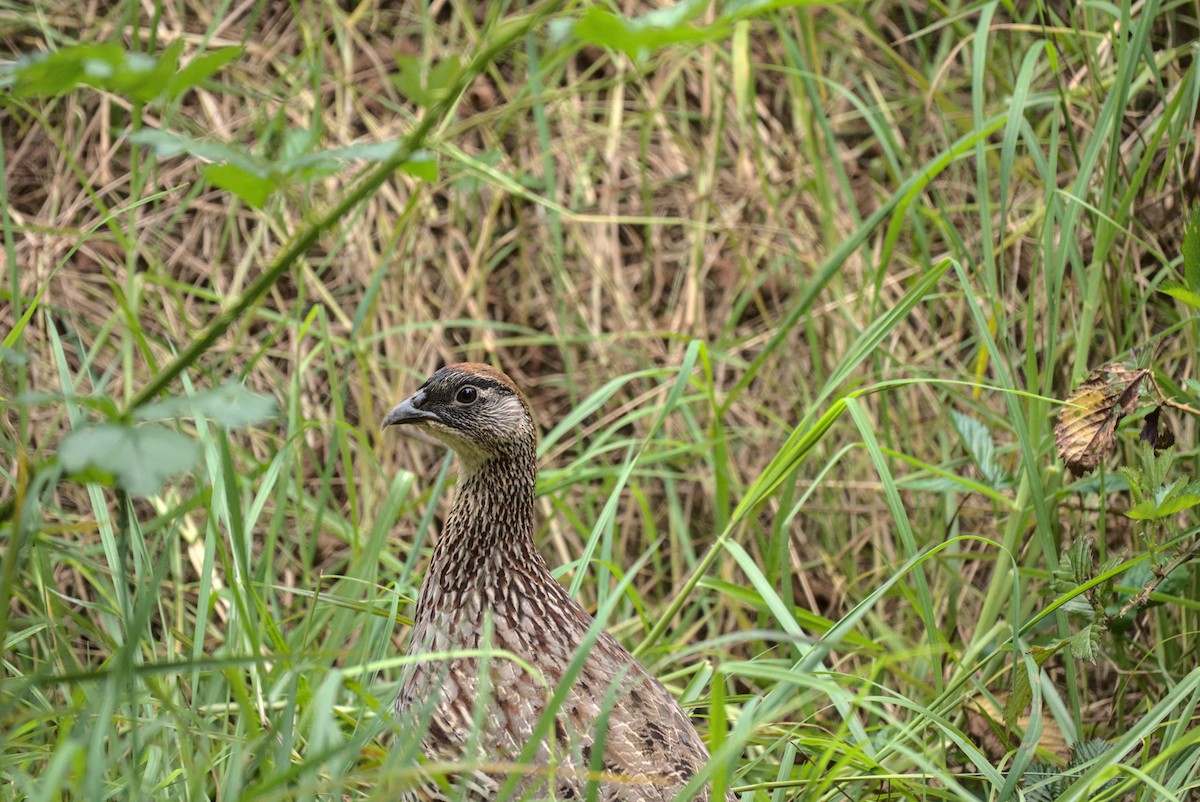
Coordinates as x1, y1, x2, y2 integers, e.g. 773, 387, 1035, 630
382, 390, 440, 429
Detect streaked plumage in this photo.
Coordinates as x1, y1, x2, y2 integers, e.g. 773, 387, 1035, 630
384, 363, 733, 801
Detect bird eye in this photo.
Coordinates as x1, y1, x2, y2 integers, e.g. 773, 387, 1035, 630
455, 386, 479, 405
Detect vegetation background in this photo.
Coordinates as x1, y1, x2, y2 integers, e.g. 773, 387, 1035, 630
2, 0, 1199, 799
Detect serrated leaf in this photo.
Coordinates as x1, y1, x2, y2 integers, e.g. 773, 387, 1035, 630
1068, 537, 1093, 586
1096, 554, 1124, 598
950, 409, 1012, 489
1051, 560, 1076, 594
59, 423, 199, 497
1061, 598, 1095, 616
1127, 492, 1200, 520
1069, 623, 1102, 663
135, 382, 277, 428
1054, 363, 1150, 473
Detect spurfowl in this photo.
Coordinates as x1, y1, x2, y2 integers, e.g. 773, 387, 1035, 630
384, 363, 733, 801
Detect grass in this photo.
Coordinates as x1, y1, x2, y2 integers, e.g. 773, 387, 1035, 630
2, 0, 1200, 799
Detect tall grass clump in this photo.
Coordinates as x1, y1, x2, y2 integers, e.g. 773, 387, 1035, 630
2, 0, 1198, 799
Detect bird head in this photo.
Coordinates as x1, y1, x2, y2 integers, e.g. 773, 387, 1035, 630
383, 363, 536, 469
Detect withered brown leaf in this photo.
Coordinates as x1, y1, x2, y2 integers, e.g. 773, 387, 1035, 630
1055, 363, 1151, 473
1139, 405, 1175, 450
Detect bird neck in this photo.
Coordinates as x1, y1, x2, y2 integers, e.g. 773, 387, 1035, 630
425, 450, 547, 593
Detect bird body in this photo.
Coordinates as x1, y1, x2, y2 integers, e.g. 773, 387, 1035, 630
385, 364, 732, 802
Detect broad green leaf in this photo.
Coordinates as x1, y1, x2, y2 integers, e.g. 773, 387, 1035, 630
129, 128, 266, 175
280, 127, 320, 162
1126, 493, 1200, 520
3, 43, 126, 97
104, 40, 182, 103
135, 382, 277, 428
201, 163, 277, 208
401, 151, 437, 181
283, 141, 404, 177
59, 423, 200, 497
165, 46, 241, 98
573, 3, 729, 63
2, 41, 189, 102
722, 0, 827, 20
1160, 281, 1200, 310
392, 55, 461, 107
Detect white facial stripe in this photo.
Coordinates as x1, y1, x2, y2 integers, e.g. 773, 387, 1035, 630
491, 393, 525, 421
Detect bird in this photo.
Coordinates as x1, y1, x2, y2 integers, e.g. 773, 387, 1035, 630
383, 362, 734, 802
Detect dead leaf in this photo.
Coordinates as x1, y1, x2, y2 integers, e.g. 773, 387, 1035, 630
1055, 363, 1150, 473
966, 694, 1069, 762
1139, 405, 1175, 450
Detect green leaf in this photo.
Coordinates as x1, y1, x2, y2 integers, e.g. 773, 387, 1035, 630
59, 423, 200, 497
1, 41, 198, 103
282, 141, 405, 177
391, 55, 461, 107
165, 46, 241, 98
1153, 492, 1200, 517
201, 163, 277, 208
105, 40, 182, 103
722, 0, 828, 19
1004, 643, 1063, 729
1069, 623, 1102, 663
950, 409, 1012, 489
279, 127, 319, 163
1127, 493, 1200, 519
401, 150, 437, 182
135, 382, 277, 428
1125, 477, 1200, 519
573, 2, 729, 63
2, 43, 124, 97
1068, 536, 1093, 586
1183, 206, 1200, 291
129, 128, 266, 175
1159, 281, 1200, 310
